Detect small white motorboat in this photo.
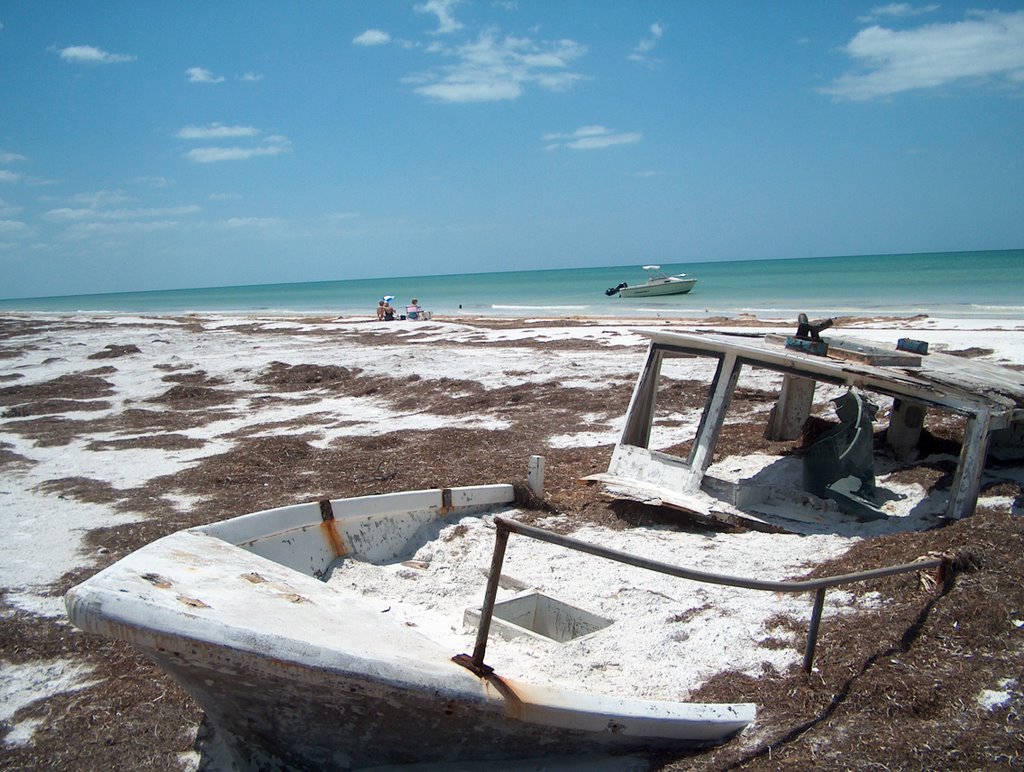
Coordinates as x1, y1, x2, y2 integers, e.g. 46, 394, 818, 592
606, 265, 698, 298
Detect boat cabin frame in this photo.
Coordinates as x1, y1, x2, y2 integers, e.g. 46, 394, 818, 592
590, 329, 1024, 530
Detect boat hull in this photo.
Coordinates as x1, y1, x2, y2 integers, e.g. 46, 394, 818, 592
138, 632, 750, 769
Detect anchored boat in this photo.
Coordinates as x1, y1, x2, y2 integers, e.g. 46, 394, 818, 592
65, 485, 754, 770
606, 265, 698, 298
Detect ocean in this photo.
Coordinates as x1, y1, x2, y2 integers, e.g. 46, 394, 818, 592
1, 249, 1021, 320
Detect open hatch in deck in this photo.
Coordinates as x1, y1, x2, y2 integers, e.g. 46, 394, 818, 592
586, 329, 1024, 533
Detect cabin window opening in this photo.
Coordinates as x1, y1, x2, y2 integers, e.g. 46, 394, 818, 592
646, 352, 716, 459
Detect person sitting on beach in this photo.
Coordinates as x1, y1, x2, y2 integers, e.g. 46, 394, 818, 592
376, 300, 386, 320
406, 298, 422, 320
383, 301, 396, 321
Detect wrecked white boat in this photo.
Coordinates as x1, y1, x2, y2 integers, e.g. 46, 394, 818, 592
65, 485, 754, 770
588, 327, 1024, 532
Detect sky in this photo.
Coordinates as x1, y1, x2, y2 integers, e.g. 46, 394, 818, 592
1, 1, 1023, 299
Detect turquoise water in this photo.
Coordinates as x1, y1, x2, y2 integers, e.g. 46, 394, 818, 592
1, 249, 1021, 320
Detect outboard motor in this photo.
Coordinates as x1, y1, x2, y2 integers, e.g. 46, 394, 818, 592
605, 282, 628, 296
802, 390, 885, 519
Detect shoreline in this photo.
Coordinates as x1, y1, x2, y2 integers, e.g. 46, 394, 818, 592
3, 307, 1024, 324
3, 304, 1024, 322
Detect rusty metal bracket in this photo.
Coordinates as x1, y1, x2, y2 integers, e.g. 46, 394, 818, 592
317, 498, 347, 562
451, 653, 494, 678
319, 498, 335, 521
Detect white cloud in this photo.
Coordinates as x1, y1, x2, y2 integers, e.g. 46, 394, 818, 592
24, 176, 60, 188
628, 22, 665, 65
858, 4, 939, 23
823, 10, 1024, 100
0, 198, 23, 217
57, 45, 135, 64
411, 31, 586, 103
417, 78, 522, 102
221, 217, 282, 228
356, 4, 587, 102
60, 220, 182, 239
177, 124, 260, 140
0, 170, 21, 183
131, 176, 172, 188
39, 195, 196, 244
178, 124, 291, 163
40, 193, 199, 241
241, 72, 264, 82
415, 0, 463, 34
0, 151, 27, 164
185, 142, 291, 164
44, 205, 201, 222
543, 125, 643, 151
186, 66, 226, 83
354, 29, 392, 46
0, 220, 30, 235
68, 189, 131, 208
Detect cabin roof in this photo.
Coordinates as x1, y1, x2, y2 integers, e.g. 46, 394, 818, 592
638, 329, 1024, 421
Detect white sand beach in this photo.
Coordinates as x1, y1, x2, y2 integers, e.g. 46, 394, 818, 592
1, 311, 1023, 769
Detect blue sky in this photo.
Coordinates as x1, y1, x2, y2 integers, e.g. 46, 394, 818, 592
1, 1, 1022, 299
